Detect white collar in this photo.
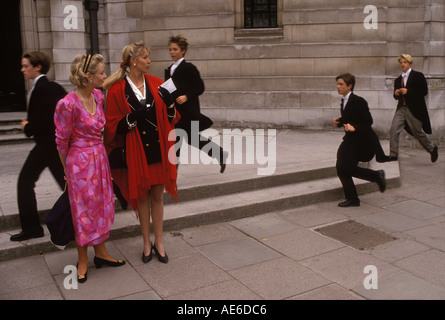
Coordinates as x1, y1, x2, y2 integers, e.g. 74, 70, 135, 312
33, 74, 45, 86
402, 68, 412, 77
126, 75, 145, 100
173, 58, 184, 68
343, 91, 352, 100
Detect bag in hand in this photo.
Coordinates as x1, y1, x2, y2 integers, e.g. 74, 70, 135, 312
108, 147, 127, 169
45, 188, 75, 247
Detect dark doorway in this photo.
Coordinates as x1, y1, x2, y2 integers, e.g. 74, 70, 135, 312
0, 0, 26, 112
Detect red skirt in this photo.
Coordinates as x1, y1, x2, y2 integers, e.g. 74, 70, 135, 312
146, 162, 165, 187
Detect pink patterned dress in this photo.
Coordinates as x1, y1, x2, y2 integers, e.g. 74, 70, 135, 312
54, 89, 115, 247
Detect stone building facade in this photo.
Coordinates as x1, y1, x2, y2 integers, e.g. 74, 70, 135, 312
17, 0, 444, 142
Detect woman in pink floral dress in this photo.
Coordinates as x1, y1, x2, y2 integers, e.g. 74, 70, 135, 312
55, 54, 125, 283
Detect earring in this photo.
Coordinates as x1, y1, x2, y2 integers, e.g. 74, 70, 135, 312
133, 63, 136, 66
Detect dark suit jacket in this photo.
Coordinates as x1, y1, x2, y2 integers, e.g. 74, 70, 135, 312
25, 76, 67, 145
393, 69, 431, 134
337, 93, 380, 160
165, 60, 212, 131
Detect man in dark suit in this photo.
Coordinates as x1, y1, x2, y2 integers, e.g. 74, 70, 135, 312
165, 35, 228, 173
333, 73, 386, 207
388, 54, 437, 163
10, 51, 66, 241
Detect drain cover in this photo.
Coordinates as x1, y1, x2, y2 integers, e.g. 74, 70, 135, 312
315, 220, 396, 250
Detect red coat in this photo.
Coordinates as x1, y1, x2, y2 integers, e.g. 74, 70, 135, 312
104, 74, 180, 210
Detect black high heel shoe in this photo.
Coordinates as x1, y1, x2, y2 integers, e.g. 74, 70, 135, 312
153, 244, 169, 264
142, 243, 153, 264
76, 263, 87, 284
94, 256, 126, 268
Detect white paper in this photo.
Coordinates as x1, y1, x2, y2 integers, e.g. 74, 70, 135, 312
159, 78, 177, 94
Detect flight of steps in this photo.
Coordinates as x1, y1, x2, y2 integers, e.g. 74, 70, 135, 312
0, 112, 31, 145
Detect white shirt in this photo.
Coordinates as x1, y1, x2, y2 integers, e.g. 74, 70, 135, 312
342, 91, 352, 110
170, 58, 184, 76
126, 75, 145, 101
402, 68, 412, 87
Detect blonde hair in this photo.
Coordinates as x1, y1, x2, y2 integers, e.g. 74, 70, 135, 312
103, 41, 151, 90
69, 54, 104, 88
397, 54, 413, 64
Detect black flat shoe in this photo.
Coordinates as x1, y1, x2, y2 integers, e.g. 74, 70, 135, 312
220, 151, 228, 173
431, 145, 438, 163
94, 256, 125, 268
376, 170, 386, 193
153, 244, 169, 264
142, 243, 153, 264
338, 199, 360, 207
10, 229, 44, 242
387, 155, 398, 162
76, 263, 87, 284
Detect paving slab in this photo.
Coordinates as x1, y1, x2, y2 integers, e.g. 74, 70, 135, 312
352, 271, 445, 300
228, 257, 331, 300
135, 253, 232, 298
260, 228, 346, 261
228, 212, 301, 239
290, 283, 364, 300
383, 199, 445, 220
394, 249, 445, 289
300, 247, 401, 289
196, 237, 282, 271
166, 279, 262, 300
404, 223, 445, 251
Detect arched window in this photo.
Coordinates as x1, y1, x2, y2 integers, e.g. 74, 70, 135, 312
244, 0, 277, 28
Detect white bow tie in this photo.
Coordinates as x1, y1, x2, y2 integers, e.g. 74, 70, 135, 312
402, 72, 408, 77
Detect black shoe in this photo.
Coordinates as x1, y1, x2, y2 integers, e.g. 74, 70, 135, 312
10, 229, 44, 242
220, 151, 229, 173
76, 263, 87, 284
142, 243, 153, 264
94, 256, 126, 268
376, 170, 386, 193
376, 155, 390, 163
387, 155, 398, 162
431, 145, 438, 163
153, 244, 169, 264
338, 199, 360, 207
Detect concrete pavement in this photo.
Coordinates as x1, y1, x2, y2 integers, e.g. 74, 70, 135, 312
0, 128, 444, 302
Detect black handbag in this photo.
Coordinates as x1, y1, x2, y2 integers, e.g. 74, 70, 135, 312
198, 114, 214, 131
108, 147, 127, 169
45, 186, 75, 247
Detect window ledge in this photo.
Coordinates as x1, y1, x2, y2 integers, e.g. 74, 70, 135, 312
234, 27, 283, 41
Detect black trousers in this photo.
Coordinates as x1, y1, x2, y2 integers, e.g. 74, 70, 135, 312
336, 141, 379, 200
175, 120, 224, 162
17, 143, 65, 232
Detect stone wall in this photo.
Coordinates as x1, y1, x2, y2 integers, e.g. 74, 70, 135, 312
20, 0, 445, 144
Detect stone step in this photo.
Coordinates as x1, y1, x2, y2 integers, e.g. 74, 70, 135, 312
0, 165, 337, 232
0, 162, 400, 262
0, 133, 32, 145
0, 124, 22, 135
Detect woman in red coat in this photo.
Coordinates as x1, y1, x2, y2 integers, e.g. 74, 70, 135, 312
103, 41, 179, 264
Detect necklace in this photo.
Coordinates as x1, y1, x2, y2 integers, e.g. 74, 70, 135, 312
130, 76, 144, 89
76, 89, 96, 115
